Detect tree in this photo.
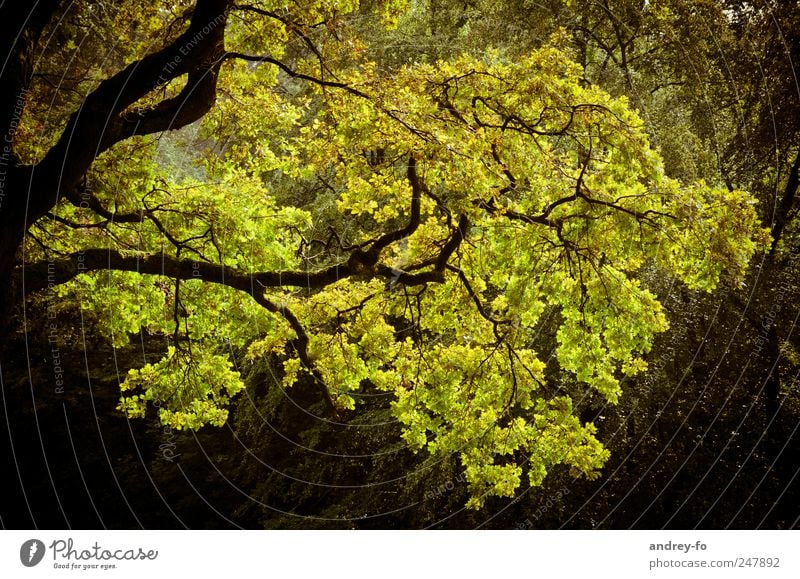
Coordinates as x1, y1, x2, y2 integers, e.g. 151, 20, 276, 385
681, 0, 800, 415
1, 0, 767, 508
715, 0, 800, 253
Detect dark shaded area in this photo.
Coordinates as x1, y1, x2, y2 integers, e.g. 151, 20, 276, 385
1, 0, 799, 532
2, 271, 799, 529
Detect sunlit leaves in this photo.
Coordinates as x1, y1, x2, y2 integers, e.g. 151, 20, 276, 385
256, 44, 766, 504
658, 182, 771, 290
28, 1, 769, 508
118, 344, 243, 430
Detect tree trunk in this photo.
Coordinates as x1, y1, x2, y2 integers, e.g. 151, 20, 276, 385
770, 149, 800, 254
0, 0, 230, 352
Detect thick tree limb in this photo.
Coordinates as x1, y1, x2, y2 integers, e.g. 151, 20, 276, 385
361, 155, 423, 258
436, 214, 469, 271
15, 246, 453, 297
16, 249, 344, 295
24, 0, 230, 224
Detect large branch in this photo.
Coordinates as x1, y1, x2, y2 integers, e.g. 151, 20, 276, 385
18, 246, 346, 416
343, 154, 426, 272
16, 246, 444, 417
16, 242, 455, 296
360, 155, 423, 259
22, 154, 471, 294
16, 249, 350, 296
24, 0, 230, 223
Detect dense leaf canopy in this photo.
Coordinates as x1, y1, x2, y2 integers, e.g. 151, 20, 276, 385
3, 0, 773, 507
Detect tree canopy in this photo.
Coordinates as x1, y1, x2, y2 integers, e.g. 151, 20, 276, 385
1, 0, 772, 508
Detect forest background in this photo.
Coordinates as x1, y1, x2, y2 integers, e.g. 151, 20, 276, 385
0, 0, 798, 528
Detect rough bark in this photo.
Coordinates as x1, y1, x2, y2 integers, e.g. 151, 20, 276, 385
0, 0, 231, 345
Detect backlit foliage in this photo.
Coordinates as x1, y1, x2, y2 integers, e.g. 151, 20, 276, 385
26, 1, 768, 507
